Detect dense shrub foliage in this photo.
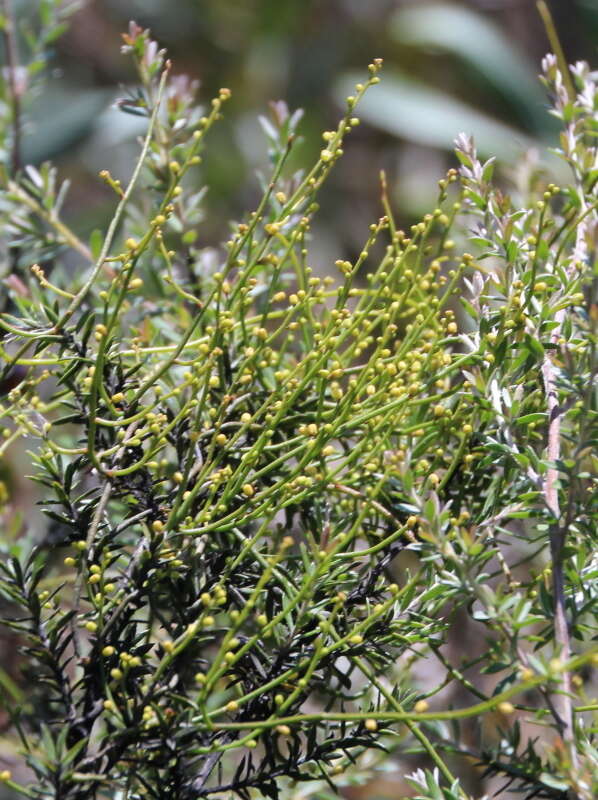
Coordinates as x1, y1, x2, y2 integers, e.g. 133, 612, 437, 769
0, 9, 596, 800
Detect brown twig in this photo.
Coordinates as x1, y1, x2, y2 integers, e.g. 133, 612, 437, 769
540, 352, 576, 771
538, 106, 594, 777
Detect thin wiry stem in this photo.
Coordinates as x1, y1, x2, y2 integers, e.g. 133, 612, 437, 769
53, 65, 170, 333
536, 1, 576, 103
7, 182, 94, 264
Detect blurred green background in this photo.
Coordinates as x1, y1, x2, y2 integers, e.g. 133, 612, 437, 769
18, 0, 598, 260
1, 1, 597, 797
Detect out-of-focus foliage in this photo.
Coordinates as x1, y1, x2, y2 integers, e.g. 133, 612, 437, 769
390, 3, 550, 134
13, 0, 598, 232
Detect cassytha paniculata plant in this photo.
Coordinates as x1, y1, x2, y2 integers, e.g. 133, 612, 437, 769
0, 11, 596, 800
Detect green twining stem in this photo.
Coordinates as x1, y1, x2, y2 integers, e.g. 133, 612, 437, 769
54, 68, 169, 333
